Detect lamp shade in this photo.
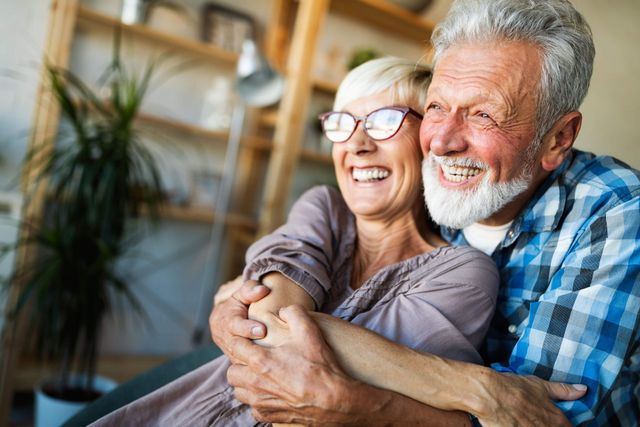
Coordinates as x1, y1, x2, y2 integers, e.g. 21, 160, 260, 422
236, 39, 284, 107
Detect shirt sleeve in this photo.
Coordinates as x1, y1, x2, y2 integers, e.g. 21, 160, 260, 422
348, 248, 499, 364
493, 196, 640, 425
243, 186, 350, 309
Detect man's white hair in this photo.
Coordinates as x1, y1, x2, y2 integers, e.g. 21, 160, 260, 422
431, 0, 595, 141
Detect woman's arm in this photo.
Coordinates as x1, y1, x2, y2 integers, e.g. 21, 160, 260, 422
247, 272, 314, 347
244, 273, 474, 425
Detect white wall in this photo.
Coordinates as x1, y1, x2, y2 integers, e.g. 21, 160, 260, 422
571, 0, 640, 169
0, 0, 51, 343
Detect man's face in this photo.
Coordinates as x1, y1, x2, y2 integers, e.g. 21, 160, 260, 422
420, 41, 548, 228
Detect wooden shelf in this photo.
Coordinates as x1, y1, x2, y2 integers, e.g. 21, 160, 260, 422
330, 0, 435, 43
259, 108, 279, 128
148, 204, 258, 230
77, 6, 238, 64
137, 112, 228, 141
300, 149, 334, 165
135, 111, 273, 151
313, 78, 339, 94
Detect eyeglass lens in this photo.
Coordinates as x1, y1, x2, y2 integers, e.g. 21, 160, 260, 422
322, 108, 406, 143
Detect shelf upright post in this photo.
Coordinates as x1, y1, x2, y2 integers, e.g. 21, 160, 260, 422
258, 0, 330, 235
0, 0, 80, 423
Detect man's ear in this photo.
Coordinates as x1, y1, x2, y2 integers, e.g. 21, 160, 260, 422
540, 111, 582, 171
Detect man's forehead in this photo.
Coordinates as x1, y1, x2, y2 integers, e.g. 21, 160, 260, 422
428, 41, 541, 101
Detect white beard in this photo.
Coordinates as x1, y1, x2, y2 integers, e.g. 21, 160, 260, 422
422, 153, 533, 229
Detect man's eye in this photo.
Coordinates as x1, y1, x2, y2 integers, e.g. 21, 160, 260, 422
425, 103, 441, 112
479, 112, 491, 119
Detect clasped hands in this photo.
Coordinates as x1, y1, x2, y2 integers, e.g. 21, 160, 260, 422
209, 280, 585, 426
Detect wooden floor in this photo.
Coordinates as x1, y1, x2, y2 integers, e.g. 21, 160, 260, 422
13, 354, 170, 392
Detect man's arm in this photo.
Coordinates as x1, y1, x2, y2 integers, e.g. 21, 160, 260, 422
236, 274, 474, 425
213, 282, 585, 426
229, 304, 474, 426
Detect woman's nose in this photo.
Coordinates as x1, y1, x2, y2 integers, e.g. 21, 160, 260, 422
425, 114, 469, 156
345, 125, 376, 155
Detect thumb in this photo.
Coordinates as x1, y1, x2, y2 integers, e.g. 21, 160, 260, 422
234, 280, 271, 305
278, 305, 324, 343
543, 380, 587, 401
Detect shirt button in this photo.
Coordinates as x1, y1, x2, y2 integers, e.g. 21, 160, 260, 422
507, 231, 514, 239
508, 324, 518, 334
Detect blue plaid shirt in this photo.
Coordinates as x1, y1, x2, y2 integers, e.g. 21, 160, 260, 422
442, 150, 640, 426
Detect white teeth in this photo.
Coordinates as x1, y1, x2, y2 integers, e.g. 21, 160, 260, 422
352, 167, 390, 182
440, 164, 483, 183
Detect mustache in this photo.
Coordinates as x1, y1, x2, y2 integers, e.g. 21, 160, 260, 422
428, 153, 488, 170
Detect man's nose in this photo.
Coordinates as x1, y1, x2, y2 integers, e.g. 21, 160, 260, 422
427, 114, 468, 156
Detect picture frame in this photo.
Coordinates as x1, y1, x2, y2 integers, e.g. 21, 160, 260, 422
201, 3, 256, 53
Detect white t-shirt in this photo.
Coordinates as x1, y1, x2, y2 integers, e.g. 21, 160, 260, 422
463, 221, 513, 256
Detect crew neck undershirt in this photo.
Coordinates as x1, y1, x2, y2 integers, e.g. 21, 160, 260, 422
463, 221, 513, 256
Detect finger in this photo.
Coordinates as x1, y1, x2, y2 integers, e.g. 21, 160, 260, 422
227, 364, 252, 389
279, 305, 325, 344
226, 336, 269, 367
543, 380, 588, 401
225, 314, 267, 340
233, 280, 271, 305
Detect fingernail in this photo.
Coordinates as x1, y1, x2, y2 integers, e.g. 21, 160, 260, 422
572, 384, 587, 391
251, 326, 264, 337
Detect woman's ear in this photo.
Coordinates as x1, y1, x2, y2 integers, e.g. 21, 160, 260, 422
540, 111, 582, 171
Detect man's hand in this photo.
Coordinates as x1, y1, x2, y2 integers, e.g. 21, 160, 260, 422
209, 280, 270, 363
213, 275, 244, 306
472, 370, 587, 427
227, 305, 363, 425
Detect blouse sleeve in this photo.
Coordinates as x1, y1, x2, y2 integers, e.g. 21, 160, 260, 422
243, 186, 352, 309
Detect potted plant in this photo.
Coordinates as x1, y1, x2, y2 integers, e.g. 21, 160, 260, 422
1, 36, 164, 426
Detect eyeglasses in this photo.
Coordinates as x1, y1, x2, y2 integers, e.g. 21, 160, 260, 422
318, 106, 423, 143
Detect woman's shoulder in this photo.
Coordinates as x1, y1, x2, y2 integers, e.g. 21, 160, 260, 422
295, 185, 351, 218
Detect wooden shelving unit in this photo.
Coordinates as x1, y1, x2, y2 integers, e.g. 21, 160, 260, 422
15, 354, 170, 391
147, 204, 258, 230
76, 6, 238, 64
331, 0, 435, 42
136, 111, 272, 152
300, 149, 333, 165
259, 0, 435, 234
313, 78, 339, 94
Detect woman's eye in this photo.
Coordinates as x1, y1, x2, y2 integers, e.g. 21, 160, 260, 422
479, 112, 491, 119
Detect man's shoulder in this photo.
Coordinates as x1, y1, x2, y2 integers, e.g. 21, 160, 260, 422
562, 150, 640, 203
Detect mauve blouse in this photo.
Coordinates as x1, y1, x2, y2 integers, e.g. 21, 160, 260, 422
91, 186, 500, 427
244, 186, 500, 363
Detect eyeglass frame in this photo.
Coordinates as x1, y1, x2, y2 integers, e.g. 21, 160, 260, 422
318, 106, 424, 143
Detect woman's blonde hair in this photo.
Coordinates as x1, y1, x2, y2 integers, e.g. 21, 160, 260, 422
334, 57, 431, 111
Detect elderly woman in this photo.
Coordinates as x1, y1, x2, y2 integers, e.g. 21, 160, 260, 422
92, 57, 499, 426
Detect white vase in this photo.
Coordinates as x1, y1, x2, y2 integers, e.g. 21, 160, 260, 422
34, 374, 117, 427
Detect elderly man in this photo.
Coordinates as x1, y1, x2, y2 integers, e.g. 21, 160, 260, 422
211, 0, 640, 425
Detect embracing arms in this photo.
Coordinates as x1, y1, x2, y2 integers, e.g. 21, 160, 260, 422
212, 277, 584, 426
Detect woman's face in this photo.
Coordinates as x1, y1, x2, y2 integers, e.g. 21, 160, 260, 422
332, 91, 424, 221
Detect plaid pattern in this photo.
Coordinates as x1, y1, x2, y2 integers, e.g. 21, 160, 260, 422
442, 150, 640, 426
